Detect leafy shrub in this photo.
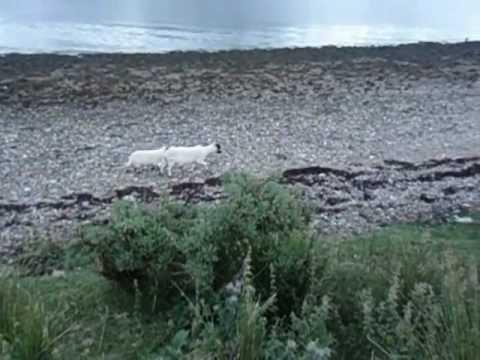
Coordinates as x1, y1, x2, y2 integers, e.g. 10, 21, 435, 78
15, 236, 94, 277
262, 295, 333, 360
85, 200, 204, 310
194, 173, 313, 317
15, 237, 67, 277
86, 173, 313, 318
154, 248, 332, 360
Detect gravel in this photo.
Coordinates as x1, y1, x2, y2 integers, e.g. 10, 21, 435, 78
1, 42, 480, 258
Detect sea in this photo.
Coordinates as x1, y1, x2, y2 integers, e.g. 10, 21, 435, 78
0, 0, 479, 54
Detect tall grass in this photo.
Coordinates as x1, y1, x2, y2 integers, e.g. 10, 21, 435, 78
0, 280, 72, 360
420, 253, 480, 359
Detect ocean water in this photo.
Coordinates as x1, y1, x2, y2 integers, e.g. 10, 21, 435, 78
0, 0, 479, 54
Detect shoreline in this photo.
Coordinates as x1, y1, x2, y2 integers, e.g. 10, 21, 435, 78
1, 40, 480, 257
1, 41, 480, 108
0, 39, 477, 55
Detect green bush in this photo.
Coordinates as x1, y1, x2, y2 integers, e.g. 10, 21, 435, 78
153, 248, 332, 360
195, 173, 313, 317
15, 236, 94, 277
85, 200, 203, 310
86, 173, 312, 316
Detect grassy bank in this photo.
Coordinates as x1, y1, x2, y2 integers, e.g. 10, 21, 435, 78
1, 173, 479, 359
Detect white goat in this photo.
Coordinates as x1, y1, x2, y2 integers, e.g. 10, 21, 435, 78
163, 143, 221, 176
125, 146, 168, 171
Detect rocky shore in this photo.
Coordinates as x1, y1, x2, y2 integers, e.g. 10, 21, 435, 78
1, 41, 480, 259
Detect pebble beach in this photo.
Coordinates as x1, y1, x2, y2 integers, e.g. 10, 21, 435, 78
1, 42, 480, 258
